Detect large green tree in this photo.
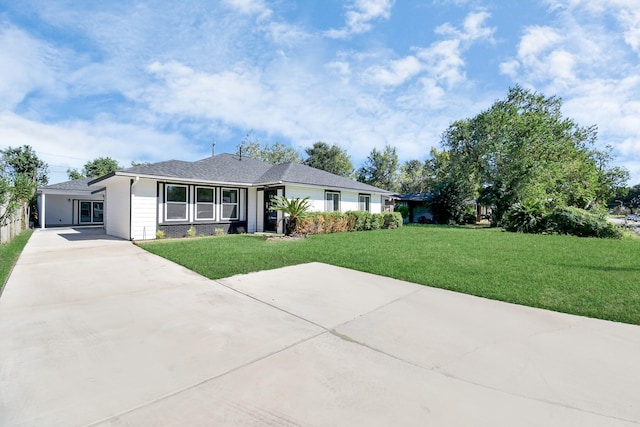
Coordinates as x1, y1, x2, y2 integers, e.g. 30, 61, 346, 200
440, 86, 627, 225
356, 145, 399, 192
303, 142, 353, 177
1, 145, 49, 186
398, 159, 426, 194
68, 157, 122, 180
236, 133, 301, 164
0, 145, 48, 227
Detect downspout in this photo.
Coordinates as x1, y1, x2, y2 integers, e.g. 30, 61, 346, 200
129, 177, 140, 240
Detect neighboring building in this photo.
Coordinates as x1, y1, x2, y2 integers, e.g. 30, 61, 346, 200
37, 177, 106, 228
393, 193, 434, 224
37, 153, 391, 239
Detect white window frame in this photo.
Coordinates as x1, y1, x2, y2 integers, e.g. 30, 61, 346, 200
195, 186, 215, 220
165, 184, 188, 221
325, 191, 340, 212
359, 194, 371, 212
221, 188, 239, 220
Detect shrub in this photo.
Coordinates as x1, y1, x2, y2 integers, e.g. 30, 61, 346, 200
186, 226, 197, 237
296, 211, 402, 235
394, 205, 409, 221
505, 201, 548, 234
155, 230, 165, 239
462, 205, 477, 225
547, 206, 622, 239
370, 213, 383, 230
350, 210, 373, 231
382, 212, 403, 229
269, 196, 312, 236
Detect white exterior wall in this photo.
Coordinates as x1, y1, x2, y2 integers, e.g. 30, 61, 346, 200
105, 176, 132, 240
131, 178, 157, 240
285, 185, 383, 213
285, 186, 325, 212
41, 194, 73, 226
341, 191, 359, 212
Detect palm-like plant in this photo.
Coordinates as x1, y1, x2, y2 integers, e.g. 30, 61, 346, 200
269, 196, 311, 236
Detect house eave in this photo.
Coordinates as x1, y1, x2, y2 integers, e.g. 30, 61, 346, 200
277, 180, 392, 195
90, 171, 256, 187
37, 188, 103, 197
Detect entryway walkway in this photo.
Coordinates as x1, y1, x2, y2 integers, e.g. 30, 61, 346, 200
1, 228, 639, 426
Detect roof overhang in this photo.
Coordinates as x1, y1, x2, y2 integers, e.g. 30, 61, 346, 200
276, 180, 393, 195
89, 171, 256, 188
37, 188, 105, 196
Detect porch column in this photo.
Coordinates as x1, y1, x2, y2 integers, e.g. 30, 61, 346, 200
41, 193, 46, 229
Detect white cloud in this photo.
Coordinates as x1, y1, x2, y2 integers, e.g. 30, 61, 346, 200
324, 0, 394, 39
222, 0, 272, 20
364, 10, 494, 90
0, 111, 201, 184
618, 8, 640, 52
0, 25, 60, 110
369, 56, 423, 86
436, 10, 494, 42
502, 2, 640, 184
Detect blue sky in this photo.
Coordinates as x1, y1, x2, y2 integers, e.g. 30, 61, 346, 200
1, 0, 639, 185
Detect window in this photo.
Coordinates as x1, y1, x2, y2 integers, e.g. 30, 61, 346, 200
325, 191, 340, 212
166, 185, 187, 220
80, 201, 104, 223
359, 194, 371, 212
80, 201, 91, 223
196, 187, 214, 220
93, 202, 104, 222
222, 188, 239, 220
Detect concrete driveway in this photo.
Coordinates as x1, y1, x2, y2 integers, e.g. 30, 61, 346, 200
1, 228, 639, 426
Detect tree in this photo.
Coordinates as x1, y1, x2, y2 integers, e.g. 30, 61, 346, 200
67, 168, 84, 180
1, 145, 48, 186
423, 147, 450, 192
1, 145, 49, 228
68, 157, 122, 180
440, 86, 627, 226
236, 132, 301, 164
83, 157, 121, 178
303, 142, 353, 177
398, 159, 426, 194
590, 145, 629, 205
356, 145, 399, 192
131, 161, 151, 167
620, 184, 640, 213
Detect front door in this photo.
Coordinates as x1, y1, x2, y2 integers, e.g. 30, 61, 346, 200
264, 189, 278, 232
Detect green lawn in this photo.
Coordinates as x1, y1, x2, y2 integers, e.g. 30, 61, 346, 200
0, 229, 33, 292
139, 226, 640, 325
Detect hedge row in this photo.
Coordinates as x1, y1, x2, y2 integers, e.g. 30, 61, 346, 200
295, 211, 403, 235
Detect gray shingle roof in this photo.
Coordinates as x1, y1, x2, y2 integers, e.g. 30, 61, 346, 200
258, 162, 389, 192
88, 153, 390, 193
39, 177, 96, 192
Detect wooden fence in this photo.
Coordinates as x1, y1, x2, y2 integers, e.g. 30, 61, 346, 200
0, 203, 26, 244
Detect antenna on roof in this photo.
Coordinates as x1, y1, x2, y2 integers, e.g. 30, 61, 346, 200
211, 141, 216, 157
239, 147, 242, 160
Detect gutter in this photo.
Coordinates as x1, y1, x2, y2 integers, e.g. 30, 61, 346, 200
129, 177, 139, 240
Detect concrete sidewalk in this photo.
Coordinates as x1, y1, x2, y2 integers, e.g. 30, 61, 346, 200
1, 228, 639, 426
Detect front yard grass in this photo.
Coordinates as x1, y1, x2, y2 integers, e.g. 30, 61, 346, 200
0, 229, 33, 292
139, 226, 640, 325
